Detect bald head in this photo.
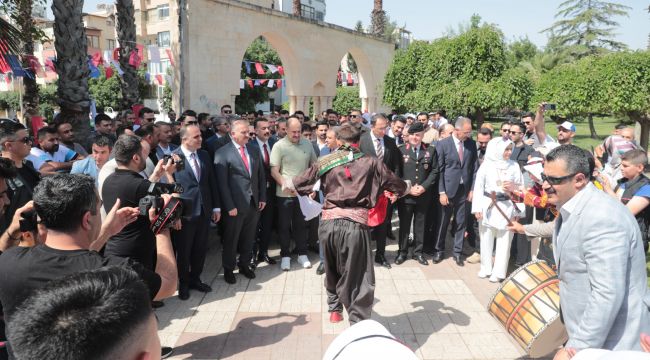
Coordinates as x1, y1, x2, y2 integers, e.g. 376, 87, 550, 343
287, 117, 302, 144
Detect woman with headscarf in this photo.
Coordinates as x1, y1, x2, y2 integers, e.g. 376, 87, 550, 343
471, 139, 524, 282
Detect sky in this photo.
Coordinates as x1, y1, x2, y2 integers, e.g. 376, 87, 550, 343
73, 0, 648, 50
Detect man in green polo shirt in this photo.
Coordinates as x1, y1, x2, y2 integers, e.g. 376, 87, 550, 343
270, 116, 317, 271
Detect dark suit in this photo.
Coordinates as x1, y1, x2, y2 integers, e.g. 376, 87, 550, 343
206, 134, 231, 161
248, 138, 276, 258
214, 141, 266, 271
397, 143, 438, 257
359, 132, 403, 257
434, 135, 478, 257
172, 147, 220, 287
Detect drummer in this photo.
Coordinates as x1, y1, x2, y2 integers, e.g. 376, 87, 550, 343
471, 139, 524, 282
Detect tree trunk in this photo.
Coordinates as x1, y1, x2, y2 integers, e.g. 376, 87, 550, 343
371, 0, 385, 37
52, 0, 91, 147
639, 117, 649, 151
115, 0, 140, 109
292, 0, 301, 16
474, 108, 485, 129
18, 0, 39, 115
588, 113, 598, 139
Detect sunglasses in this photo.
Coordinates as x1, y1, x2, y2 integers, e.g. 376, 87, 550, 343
223, 110, 232, 114
185, 121, 198, 125
541, 172, 576, 185
501, 129, 511, 133
349, 115, 359, 118
13, 136, 32, 144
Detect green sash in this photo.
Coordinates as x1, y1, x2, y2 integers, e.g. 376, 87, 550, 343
317, 149, 364, 177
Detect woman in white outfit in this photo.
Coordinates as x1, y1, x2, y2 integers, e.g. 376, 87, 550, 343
471, 139, 524, 282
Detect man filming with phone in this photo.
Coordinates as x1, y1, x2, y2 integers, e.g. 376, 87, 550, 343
524, 103, 558, 149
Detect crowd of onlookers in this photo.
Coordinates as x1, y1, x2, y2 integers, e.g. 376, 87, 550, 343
0, 102, 647, 359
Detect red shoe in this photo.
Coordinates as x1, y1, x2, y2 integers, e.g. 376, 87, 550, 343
329, 312, 343, 323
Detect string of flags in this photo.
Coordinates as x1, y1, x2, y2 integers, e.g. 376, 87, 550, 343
337, 70, 358, 86
239, 78, 284, 89
242, 60, 284, 76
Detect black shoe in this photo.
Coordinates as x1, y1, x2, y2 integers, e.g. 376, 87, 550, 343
162, 346, 173, 359
413, 255, 429, 266
375, 254, 392, 269
249, 255, 258, 269
189, 281, 212, 292
432, 252, 444, 264
224, 269, 236, 284
453, 255, 464, 267
316, 262, 325, 275
387, 230, 395, 240
178, 285, 190, 300
238, 265, 256, 279
394, 254, 407, 265
256, 253, 277, 265
152, 300, 165, 309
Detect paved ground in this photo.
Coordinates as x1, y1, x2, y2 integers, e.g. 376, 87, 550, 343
158, 228, 550, 360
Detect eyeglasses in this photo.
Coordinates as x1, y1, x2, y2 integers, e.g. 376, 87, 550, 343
12, 136, 32, 144
349, 115, 359, 118
185, 121, 198, 125
223, 110, 232, 114
501, 129, 511, 133
541, 172, 576, 185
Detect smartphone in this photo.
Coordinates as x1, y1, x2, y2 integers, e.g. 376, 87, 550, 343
543, 103, 557, 111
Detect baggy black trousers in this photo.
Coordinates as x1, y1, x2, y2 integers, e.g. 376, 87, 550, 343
320, 218, 375, 324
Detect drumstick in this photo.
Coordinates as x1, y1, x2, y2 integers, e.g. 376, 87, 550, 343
491, 191, 514, 226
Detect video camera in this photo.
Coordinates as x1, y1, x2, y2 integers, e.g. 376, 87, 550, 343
138, 182, 191, 234
162, 154, 185, 171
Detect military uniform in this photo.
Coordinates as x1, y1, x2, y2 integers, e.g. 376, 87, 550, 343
396, 142, 439, 262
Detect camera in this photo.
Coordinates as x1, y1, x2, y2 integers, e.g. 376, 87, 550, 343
138, 182, 191, 233
146, 182, 184, 195
162, 154, 185, 171
138, 195, 164, 216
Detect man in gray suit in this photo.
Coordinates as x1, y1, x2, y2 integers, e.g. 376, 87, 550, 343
543, 145, 650, 359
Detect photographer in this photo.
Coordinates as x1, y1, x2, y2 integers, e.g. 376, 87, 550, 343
102, 135, 178, 271
8, 267, 162, 360
0, 174, 177, 358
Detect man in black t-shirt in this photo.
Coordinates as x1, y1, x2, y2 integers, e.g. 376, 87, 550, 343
102, 135, 160, 270
0, 175, 178, 338
0, 121, 40, 233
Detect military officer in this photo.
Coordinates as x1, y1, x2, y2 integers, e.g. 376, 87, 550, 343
396, 122, 439, 265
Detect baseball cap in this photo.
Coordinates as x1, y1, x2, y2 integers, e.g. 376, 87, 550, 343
557, 121, 576, 132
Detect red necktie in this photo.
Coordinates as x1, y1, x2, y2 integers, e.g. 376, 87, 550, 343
263, 143, 270, 165
458, 141, 464, 165
239, 145, 250, 173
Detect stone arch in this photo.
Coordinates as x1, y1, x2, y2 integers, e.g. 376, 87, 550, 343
328, 46, 378, 113
312, 82, 326, 116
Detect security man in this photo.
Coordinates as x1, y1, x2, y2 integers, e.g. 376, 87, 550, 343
396, 122, 439, 265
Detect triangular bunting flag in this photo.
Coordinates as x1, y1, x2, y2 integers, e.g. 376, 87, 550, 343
136, 44, 145, 60
267, 79, 274, 88
267, 64, 278, 73
155, 74, 163, 85
129, 50, 141, 68
111, 59, 124, 75
44, 57, 56, 73
91, 52, 103, 67
105, 66, 114, 79
247, 79, 253, 88
278, 66, 284, 75
260, 79, 268, 85
240, 79, 245, 89
276, 79, 282, 88
145, 72, 151, 83
148, 45, 160, 63
165, 49, 175, 67
255, 62, 265, 75
244, 61, 251, 74
165, 75, 172, 85
254, 79, 261, 86
88, 57, 100, 78
6, 54, 27, 77
347, 72, 353, 86
103, 50, 112, 66
113, 48, 120, 61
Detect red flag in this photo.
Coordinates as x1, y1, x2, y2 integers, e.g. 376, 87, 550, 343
276, 79, 282, 88
113, 48, 120, 61
105, 66, 114, 79
337, 71, 342, 83
165, 49, 175, 67
91, 52, 103, 67
129, 50, 141, 68
155, 74, 163, 85
368, 193, 388, 227
246, 79, 253, 88
0, 40, 11, 74
277, 66, 284, 75
255, 62, 265, 75
132, 104, 144, 125
25, 56, 45, 77
136, 44, 144, 60
347, 72, 353, 86
44, 58, 56, 73
260, 79, 268, 85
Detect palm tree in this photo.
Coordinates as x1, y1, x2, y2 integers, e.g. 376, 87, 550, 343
371, 0, 385, 37
51, 0, 91, 144
292, 0, 301, 16
115, 0, 139, 109
17, 0, 39, 115
0, 18, 21, 54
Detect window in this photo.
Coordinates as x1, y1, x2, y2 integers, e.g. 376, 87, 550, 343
315, 11, 324, 21
107, 39, 115, 50
301, 4, 315, 20
158, 4, 169, 19
157, 31, 170, 48
86, 35, 100, 49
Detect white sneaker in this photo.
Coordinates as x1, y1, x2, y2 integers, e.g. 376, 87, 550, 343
297, 255, 312, 269
280, 257, 291, 271
478, 271, 491, 279
489, 276, 503, 283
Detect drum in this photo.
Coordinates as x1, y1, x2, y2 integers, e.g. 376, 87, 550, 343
487, 260, 568, 358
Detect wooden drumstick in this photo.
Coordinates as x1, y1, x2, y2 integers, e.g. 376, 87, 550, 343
491, 191, 514, 227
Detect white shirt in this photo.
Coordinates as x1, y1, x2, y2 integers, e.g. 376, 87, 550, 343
158, 144, 173, 156
180, 145, 201, 181
232, 140, 251, 176
256, 138, 270, 155
452, 134, 464, 184
27, 144, 77, 170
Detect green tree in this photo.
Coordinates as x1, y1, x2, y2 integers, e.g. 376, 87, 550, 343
354, 20, 364, 33
507, 37, 539, 67
543, 0, 631, 58
39, 84, 58, 120
236, 37, 282, 114
332, 86, 360, 115
89, 67, 123, 111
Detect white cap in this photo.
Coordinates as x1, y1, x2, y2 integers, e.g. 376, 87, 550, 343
557, 121, 576, 132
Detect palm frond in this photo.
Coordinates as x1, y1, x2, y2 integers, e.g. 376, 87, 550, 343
0, 17, 21, 54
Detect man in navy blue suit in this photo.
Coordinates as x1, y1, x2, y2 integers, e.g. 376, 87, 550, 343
248, 118, 277, 267
172, 125, 220, 300
214, 120, 266, 284
433, 117, 478, 266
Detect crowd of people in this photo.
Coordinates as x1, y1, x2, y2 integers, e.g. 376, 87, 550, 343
0, 101, 647, 359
